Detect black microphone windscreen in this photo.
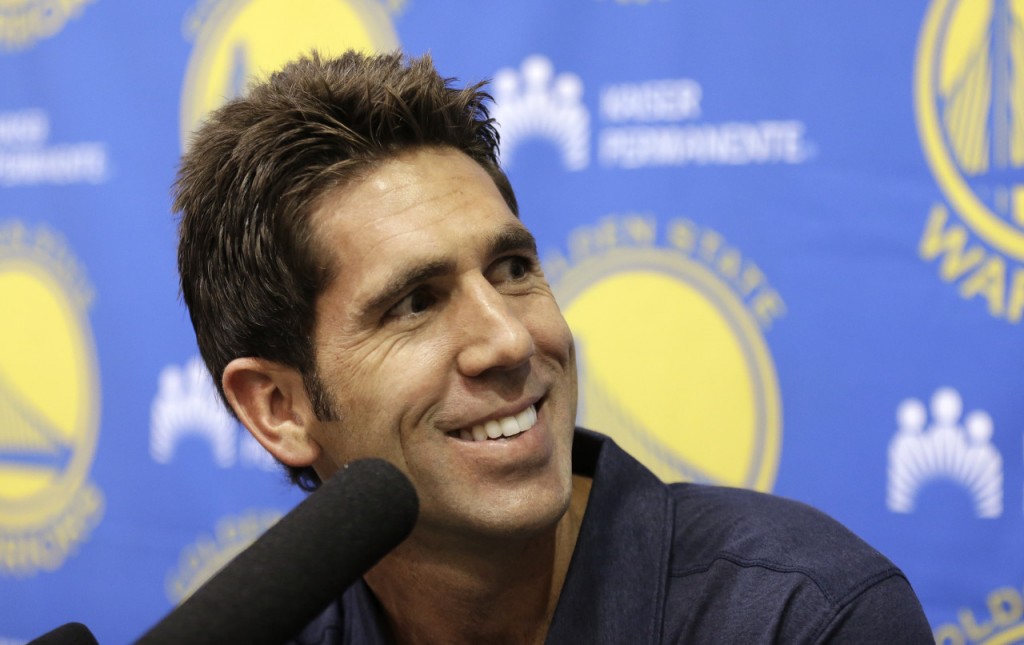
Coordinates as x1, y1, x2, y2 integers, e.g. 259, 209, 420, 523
136, 458, 418, 645
27, 622, 99, 645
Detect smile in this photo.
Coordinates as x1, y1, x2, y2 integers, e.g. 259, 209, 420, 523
456, 405, 538, 442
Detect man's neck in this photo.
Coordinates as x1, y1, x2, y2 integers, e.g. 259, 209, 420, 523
364, 474, 593, 645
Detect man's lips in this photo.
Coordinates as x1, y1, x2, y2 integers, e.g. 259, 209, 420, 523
448, 403, 539, 442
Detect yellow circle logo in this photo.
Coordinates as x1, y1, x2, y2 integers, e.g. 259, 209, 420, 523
916, 0, 1024, 260
0, 221, 103, 575
554, 238, 782, 491
180, 0, 400, 147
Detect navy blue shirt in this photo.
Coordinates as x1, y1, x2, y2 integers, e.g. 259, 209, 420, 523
291, 429, 933, 644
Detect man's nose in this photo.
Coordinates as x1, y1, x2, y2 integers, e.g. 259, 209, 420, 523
454, 277, 535, 377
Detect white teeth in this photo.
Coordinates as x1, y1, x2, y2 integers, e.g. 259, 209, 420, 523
516, 406, 537, 429
500, 416, 519, 437
485, 420, 502, 439
465, 405, 537, 442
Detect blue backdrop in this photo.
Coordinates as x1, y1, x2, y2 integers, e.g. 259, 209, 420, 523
1, 1, 1021, 643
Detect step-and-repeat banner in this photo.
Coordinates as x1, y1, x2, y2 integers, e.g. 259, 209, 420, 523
1, 1, 1021, 642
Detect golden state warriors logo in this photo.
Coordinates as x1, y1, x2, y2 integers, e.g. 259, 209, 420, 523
166, 509, 281, 603
0, 0, 93, 50
179, 0, 400, 147
0, 221, 103, 576
548, 214, 784, 490
916, 0, 1024, 323
933, 583, 1024, 644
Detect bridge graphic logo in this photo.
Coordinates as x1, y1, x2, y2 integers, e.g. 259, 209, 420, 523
0, 221, 103, 576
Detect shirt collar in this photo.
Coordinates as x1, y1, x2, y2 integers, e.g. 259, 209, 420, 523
545, 428, 673, 644
323, 429, 673, 645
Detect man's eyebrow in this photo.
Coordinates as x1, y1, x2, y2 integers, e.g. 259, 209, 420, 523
355, 224, 539, 320
490, 224, 538, 258
357, 258, 454, 319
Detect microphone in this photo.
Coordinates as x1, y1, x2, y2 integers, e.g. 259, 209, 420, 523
27, 622, 99, 645
136, 458, 419, 645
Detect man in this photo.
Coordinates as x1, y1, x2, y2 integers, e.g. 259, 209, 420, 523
174, 51, 933, 643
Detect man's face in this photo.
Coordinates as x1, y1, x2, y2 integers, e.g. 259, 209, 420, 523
305, 147, 578, 543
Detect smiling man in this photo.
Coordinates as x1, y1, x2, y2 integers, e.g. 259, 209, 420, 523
174, 51, 933, 643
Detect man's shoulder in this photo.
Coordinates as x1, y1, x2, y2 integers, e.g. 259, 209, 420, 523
658, 483, 932, 642
576, 428, 909, 595
575, 428, 900, 594
665, 482, 895, 588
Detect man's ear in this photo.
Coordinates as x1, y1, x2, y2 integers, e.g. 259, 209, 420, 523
221, 357, 322, 467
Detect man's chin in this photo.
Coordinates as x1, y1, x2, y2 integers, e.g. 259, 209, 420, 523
417, 485, 574, 546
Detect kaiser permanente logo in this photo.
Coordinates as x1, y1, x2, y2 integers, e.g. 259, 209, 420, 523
547, 214, 785, 490
0, 221, 103, 576
179, 0, 401, 148
491, 56, 590, 171
0, 110, 108, 187
492, 55, 813, 172
0, 0, 93, 50
915, 0, 1024, 323
887, 387, 1002, 518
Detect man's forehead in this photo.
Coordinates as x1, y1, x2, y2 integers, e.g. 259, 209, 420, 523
314, 149, 507, 234
312, 149, 517, 256
316, 147, 497, 212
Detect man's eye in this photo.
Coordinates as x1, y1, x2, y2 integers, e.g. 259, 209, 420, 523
387, 289, 436, 319
495, 255, 533, 281
508, 257, 529, 278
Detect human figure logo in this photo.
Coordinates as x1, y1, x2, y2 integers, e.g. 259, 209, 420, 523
887, 387, 1002, 518
491, 55, 591, 171
151, 357, 237, 468
150, 356, 277, 471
